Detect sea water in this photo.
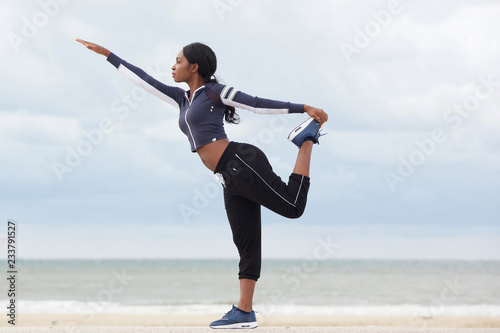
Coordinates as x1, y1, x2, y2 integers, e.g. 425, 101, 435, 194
8, 259, 500, 316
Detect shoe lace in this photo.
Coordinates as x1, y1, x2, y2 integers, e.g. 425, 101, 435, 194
315, 129, 328, 144
222, 306, 238, 319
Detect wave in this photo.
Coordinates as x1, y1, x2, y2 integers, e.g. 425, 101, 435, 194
17, 300, 500, 317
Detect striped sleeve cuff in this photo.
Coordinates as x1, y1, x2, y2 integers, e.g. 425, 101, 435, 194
289, 103, 305, 113
218, 84, 305, 114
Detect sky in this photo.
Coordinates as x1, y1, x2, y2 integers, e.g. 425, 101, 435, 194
0, 0, 499, 260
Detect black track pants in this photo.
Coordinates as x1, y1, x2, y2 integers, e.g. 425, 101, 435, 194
214, 142, 310, 281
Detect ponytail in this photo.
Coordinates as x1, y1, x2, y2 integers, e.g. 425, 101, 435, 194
183, 42, 240, 124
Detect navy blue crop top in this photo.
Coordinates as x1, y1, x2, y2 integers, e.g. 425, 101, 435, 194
107, 53, 305, 152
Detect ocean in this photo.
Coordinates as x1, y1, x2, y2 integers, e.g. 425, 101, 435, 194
9, 259, 500, 317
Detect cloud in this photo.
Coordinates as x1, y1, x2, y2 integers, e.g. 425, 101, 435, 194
0, 110, 80, 183
1, 0, 499, 259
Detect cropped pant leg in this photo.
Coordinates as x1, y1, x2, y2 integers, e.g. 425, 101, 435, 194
223, 188, 262, 281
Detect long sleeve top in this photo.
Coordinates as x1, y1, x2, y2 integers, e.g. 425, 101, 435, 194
107, 53, 304, 152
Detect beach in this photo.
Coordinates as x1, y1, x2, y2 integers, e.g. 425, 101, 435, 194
1, 328, 500, 333
2, 323, 500, 333
4, 313, 500, 328
8, 259, 499, 332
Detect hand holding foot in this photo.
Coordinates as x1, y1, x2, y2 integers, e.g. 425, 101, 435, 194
305, 105, 328, 126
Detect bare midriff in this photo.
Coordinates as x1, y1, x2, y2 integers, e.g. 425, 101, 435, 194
196, 138, 230, 172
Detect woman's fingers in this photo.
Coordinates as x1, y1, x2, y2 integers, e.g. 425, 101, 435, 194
314, 109, 328, 125
75, 38, 89, 46
304, 105, 327, 124
76, 38, 96, 50
76, 38, 91, 49
75, 38, 110, 56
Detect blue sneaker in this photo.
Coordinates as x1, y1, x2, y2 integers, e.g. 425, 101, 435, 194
288, 117, 325, 148
209, 305, 258, 329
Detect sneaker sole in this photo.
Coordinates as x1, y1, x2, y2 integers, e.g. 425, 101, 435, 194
210, 321, 258, 329
287, 117, 316, 143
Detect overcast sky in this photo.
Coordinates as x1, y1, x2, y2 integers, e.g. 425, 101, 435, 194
1, 0, 499, 260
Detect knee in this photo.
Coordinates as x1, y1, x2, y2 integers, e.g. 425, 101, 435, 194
295, 209, 305, 219
285, 206, 306, 219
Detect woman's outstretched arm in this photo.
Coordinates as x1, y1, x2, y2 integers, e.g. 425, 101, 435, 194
76, 39, 111, 57
75, 38, 185, 109
213, 84, 329, 126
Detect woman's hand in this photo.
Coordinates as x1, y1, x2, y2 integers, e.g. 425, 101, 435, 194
304, 105, 328, 126
76, 38, 111, 57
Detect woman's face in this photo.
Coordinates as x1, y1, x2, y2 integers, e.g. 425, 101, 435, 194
171, 50, 196, 83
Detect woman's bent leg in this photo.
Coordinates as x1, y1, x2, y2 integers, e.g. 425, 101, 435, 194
228, 143, 311, 219
293, 141, 313, 177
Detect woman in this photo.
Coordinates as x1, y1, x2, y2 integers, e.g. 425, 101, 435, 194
76, 38, 328, 329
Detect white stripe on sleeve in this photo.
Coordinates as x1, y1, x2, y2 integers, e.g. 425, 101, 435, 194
118, 64, 180, 110
221, 98, 289, 114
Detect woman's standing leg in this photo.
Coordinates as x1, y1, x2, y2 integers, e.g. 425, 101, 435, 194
238, 279, 256, 312
223, 187, 262, 312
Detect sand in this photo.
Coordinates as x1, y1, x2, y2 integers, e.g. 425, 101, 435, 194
1, 314, 500, 332
1, 327, 500, 333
